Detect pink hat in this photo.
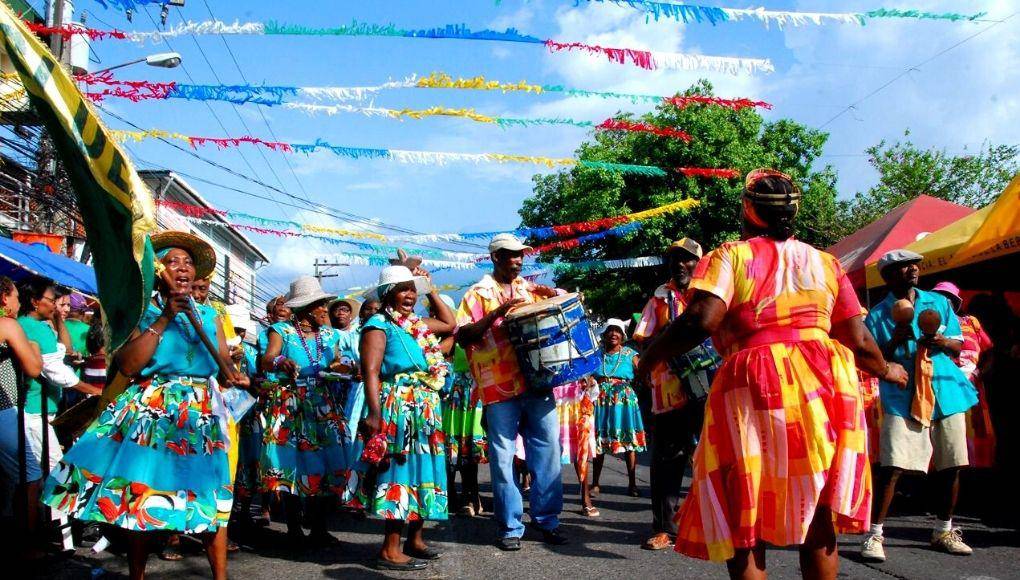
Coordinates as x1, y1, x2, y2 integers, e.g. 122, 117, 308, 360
932, 281, 962, 312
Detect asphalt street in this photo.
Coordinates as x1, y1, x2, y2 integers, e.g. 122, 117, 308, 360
40, 457, 1019, 579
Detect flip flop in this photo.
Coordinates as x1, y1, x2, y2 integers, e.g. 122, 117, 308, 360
374, 557, 428, 571
582, 505, 601, 517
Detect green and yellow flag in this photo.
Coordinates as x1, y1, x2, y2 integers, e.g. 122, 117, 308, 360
1, 4, 155, 349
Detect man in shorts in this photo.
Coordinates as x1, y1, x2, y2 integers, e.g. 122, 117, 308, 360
862, 250, 978, 561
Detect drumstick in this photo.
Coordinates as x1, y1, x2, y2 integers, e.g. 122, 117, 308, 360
157, 266, 237, 382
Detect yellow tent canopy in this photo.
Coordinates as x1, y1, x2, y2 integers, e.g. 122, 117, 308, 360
865, 173, 1020, 289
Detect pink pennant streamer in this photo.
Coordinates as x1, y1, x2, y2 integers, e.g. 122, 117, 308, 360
544, 40, 655, 70
157, 199, 227, 217
597, 119, 692, 141
187, 135, 292, 152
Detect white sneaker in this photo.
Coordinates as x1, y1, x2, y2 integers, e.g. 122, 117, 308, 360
931, 528, 973, 555
861, 533, 886, 562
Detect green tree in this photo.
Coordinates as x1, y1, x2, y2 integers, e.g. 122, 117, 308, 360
518, 80, 840, 320
836, 131, 1019, 236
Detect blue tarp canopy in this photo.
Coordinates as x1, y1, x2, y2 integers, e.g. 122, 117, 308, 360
0, 236, 97, 295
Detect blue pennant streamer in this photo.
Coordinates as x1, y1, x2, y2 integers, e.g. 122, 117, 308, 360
168, 84, 298, 106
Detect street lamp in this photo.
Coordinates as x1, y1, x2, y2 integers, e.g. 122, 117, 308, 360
92, 52, 182, 75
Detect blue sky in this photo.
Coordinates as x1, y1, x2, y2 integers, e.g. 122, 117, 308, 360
45, 0, 1020, 301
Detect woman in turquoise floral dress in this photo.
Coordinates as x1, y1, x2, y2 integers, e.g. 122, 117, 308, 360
592, 318, 646, 498
344, 265, 456, 572
260, 275, 346, 546
42, 231, 248, 580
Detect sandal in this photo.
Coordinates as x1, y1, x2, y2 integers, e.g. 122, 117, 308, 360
227, 540, 241, 553
590, 485, 600, 498
582, 505, 601, 517
457, 504, 476, 517
159, 545, 184, 561
627, 486, 641, 497
642, 533, 673, 551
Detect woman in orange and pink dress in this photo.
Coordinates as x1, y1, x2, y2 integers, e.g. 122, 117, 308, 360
639, 169, 908, 579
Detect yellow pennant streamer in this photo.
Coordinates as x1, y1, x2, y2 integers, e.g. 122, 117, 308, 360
300, 224, 387, 241
487, 153, 575, 168
388, 106, 497, 124
110, 128, 191, 143
416, 72, 546, 94
627, 198, 701, 221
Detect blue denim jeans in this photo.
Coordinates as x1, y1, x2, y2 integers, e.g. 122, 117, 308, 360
485, 393, 563, 538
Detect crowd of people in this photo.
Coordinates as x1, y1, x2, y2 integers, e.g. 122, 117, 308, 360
0, 168, 1017, 579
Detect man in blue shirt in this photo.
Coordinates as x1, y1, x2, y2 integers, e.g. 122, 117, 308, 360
861, 250, 978, 562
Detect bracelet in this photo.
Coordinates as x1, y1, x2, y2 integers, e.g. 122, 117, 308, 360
272, 355, 285, 370
879, 362, 890, 381
144, 327, 163, 341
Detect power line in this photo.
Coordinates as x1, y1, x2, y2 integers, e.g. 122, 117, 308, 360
819, 12, 1018, 129
199, 0, 317, 203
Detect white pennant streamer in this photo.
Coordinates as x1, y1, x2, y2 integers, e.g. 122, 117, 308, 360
651, 50, 774, 74
722, 8, 863, 28
127, 20, 265, 43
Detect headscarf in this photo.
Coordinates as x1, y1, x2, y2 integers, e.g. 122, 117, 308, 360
743, 168, 802, 239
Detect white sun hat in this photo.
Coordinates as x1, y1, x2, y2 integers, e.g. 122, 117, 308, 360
284, 275, 337, 310
602, 318, 631, 336
366, 265, 432, 301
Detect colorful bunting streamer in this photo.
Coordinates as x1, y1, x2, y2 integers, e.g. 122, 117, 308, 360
75, 71, 772, 110
109, 127, 669, 175
92, 0, 168, 10
570, 2, 987, 28
387, 198, 700, 243
326, 252, 664, 272
526, 221, 644, 255
60, 18, 772, 74
22, 21, 127, 41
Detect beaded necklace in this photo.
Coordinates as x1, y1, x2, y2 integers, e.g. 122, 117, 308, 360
600, 345, 627, 378
295, 324, 324, 375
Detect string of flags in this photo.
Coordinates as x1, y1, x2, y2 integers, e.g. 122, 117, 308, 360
544, 2, 988, 28
76, 71, 773, 112
111, 128, 710, 175
34, 19, 775, 74
158, 197, 701, 245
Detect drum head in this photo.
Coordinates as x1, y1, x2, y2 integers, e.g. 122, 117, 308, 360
505, 292, 579, 320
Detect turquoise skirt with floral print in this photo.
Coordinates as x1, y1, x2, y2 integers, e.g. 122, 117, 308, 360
343, 373, 448, 521
259, 377, 347, 497
42, 376, 233, 533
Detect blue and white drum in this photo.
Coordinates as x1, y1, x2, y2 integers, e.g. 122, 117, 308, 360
504, 293, 602, 393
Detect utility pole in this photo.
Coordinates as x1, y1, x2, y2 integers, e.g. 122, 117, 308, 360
313, 258, 349, 284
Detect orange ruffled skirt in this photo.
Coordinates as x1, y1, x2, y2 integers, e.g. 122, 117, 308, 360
673, 337, 871, 562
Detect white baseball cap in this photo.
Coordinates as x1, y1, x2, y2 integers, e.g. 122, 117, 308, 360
488, 233, 532, 253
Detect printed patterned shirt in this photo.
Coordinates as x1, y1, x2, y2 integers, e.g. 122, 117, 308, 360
957, 315, 992, 381
634, 280, 690, 414
456, 274, 543, 405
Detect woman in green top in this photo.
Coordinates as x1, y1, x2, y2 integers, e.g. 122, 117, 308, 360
0, 276, 44, 558
16, 277, 96, 457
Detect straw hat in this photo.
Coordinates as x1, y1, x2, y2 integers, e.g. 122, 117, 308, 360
151, 231, 217, 280
366, 265, 431, 301
284, 275, 337, 310
329, 297, 362, 319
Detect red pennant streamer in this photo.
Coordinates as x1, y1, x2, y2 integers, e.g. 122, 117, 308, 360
663, 95, 772, 111
23, 21, 127, 41
597, 119, 692, 141
545, 40, 655, 70
677, 167, 740, 179
77, 72, 176, 103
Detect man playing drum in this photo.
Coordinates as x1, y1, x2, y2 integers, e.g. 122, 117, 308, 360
633, 238, 721, 551
456, 233, 569, 551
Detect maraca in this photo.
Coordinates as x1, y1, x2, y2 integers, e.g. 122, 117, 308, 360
918, 309, 942, 338
892, 299, 915, 324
